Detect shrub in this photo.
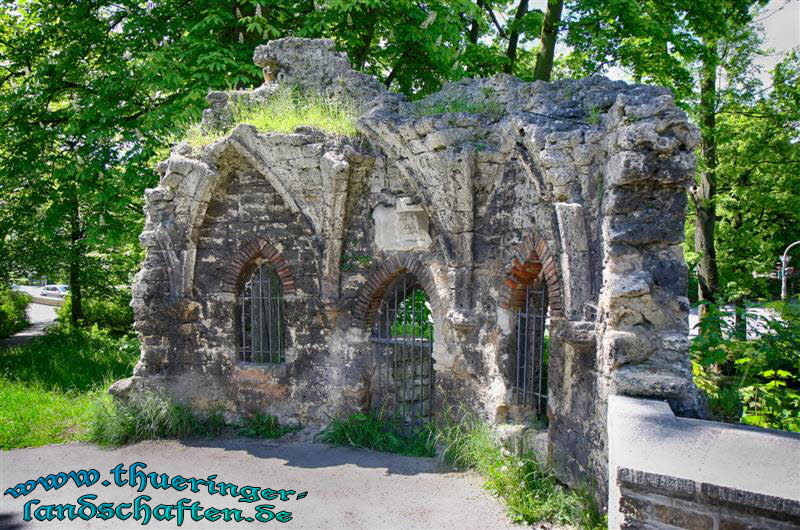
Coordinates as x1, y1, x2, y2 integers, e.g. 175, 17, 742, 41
692, 302, 800, 432
88, 392, 225, 447
239, 413, 298, 439
0, 324, 139, 392
317, 409, 436, 457
436, 410, 606, 528
58, 289, 134, 334
0, 288, 30, 338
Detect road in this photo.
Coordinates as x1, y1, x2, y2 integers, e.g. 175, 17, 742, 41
0, 439, 515, 530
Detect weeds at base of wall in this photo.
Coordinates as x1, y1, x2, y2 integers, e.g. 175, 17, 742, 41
88, 394, 303, 447
435, 409, 607, 529
316, 408, 436, 457
239, 412, 300, 439
88, 393, 226, 447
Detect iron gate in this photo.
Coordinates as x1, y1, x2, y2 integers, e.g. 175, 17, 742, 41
237, 262, 285, 364
513, 280, 548, 417
370, 273, 434, 431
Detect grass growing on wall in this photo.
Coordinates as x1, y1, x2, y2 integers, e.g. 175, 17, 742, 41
239, 412, 300, 439
182, 87, 359, 147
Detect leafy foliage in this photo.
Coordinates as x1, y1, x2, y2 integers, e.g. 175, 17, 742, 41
692, 302, 800, 431
389, 288, 434, 340
436, 409, 605, 528
0, 288, 30, 338
317, 409, 436, 457
57, 289, 134, 334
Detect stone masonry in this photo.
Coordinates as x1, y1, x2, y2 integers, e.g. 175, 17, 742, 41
119, 38, 704, 500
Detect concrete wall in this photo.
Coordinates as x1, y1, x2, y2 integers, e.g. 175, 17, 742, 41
608, 395, 800, 529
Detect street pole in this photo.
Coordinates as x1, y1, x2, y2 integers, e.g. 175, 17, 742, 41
781, 240, 800, 301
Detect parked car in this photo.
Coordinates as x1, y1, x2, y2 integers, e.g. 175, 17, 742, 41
40, 285, 69, 298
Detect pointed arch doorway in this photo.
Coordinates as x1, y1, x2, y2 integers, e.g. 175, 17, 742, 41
369, 272, 434, 431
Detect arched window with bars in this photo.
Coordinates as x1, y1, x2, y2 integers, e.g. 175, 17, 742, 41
236, 262, 285, 364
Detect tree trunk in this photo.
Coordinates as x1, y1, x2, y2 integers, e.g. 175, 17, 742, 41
353, 9, 377, 70
469, 0, 485, 44
69, 202, 84, 325
734, 298, 747, 340
532, 0, 564, 81
504, 0, 529, 74
693, 44, 720, 322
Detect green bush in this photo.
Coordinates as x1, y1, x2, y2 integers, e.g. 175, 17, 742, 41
58, 289, 134, 334
692, 302, 800, 432
436, 410, 605, 528
0, 288, 30, 338
88, 392, 225, 447
317, 408, 436, 457
239, 412, 299, 439
0, 324, 139, 392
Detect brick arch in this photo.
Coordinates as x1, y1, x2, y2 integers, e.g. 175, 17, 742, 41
221, 238, 296, 295
352, 254, 441, 329
499, 234, 563, 318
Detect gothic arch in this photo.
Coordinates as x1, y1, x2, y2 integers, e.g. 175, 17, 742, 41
499, 233, 563, 319
221, 238, 296, 296
352, 254, 442, 329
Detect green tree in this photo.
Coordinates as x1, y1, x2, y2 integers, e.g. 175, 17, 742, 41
560, 0, 770, 322
0, 1, 263, 323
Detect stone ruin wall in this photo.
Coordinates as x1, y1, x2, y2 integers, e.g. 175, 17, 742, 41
121, 38, 703, 496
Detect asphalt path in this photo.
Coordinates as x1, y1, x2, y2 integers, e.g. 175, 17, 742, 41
0, 439, 514, 530
0, 303, 57, 347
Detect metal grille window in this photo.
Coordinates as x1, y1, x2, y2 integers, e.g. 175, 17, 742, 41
236, 263, 285, 364
370, 273, 434, 431
512, 281, 548, 417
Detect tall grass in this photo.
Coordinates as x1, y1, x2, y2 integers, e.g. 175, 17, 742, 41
0, 324, 139, 392
0, 379, 102, 449
182, 87, 359, 147
0, 324, 139, 449
317, 409, 436, 457
436, 410, 606, 529
239, 412, 299, 439
88, 392, 225, 447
